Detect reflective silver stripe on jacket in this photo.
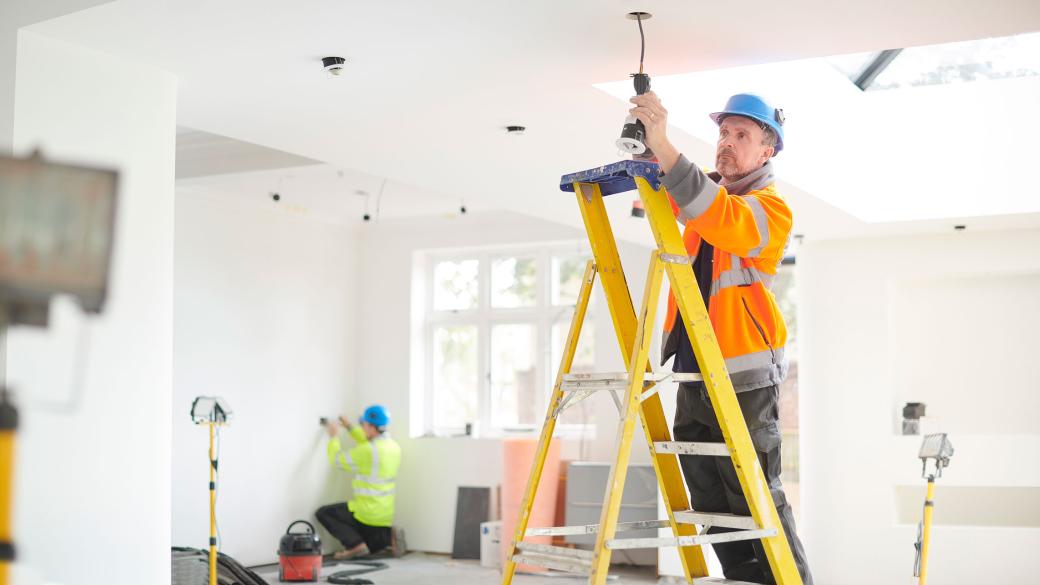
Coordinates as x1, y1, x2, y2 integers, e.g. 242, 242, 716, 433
354, 486, 396, 497
337, 451, 355, 472
364, 436, 396, 485
677, 180, 718, 224
725, 347, 785, 373
744, 195, 770, 258
709, 267, 776, 297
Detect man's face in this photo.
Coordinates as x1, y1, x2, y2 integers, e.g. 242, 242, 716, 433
361, 421, 380, 438
715, 116, 774, 182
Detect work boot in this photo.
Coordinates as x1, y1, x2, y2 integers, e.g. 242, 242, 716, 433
390, 527, 407, 558
333, 543, 369, 560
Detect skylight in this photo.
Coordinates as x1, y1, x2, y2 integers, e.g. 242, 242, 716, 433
831, 31, 1040, 91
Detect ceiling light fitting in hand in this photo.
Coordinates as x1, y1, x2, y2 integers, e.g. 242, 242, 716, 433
616, 12, 653, 157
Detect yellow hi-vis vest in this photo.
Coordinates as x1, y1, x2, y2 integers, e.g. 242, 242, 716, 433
327, 426, 401, 526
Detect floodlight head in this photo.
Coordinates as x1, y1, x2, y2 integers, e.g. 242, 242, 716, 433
191, 396, 233, 425
0, 152, 118, 326
918, 433, 954, 478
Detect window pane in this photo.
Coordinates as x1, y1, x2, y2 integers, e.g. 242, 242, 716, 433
490, 324, 538, 428
432, 325, 478, 430
433, 259, 479, 311
491, 257, 537, 308
552, 255, 591, 306
551, 320, 595, 425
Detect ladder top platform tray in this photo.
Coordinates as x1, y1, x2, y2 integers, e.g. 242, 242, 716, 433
559, 160, 662, 195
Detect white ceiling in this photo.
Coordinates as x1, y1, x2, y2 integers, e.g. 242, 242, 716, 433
176, 127, 320, 179
22, 0, 1040, 243
176, 162, 468, 226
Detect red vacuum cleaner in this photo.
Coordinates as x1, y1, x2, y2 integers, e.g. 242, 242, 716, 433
278, 520, 322, 582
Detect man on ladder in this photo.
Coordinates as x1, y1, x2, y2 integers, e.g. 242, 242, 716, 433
628, 91, 813, 585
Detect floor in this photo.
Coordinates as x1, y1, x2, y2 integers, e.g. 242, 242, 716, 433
252, 552, 665, 584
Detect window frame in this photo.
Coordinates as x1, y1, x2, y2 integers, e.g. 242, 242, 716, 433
419, 241, 594, 437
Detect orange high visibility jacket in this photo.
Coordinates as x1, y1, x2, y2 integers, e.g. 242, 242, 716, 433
660, 155, 791, 392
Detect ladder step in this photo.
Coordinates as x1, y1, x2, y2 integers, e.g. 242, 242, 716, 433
673, 510, 760, 530
527, 518, 671, 536
671, 372, 705, 382
511, 547, 592, 574
693, 579, 763, 585
561, 371, 702, 392
560, 372, 628, 393
654, 441, 730, 456
511, 554, 589, 574
606, 528, 777, 550
515, 542, 594, 560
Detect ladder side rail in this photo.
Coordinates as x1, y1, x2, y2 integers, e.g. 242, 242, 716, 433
636, 177, 802, 585
500, 261, 597, 585
635, 390, 710, 574
587, 251, 665, 585
574, 183, 639, 363
575, 182, 708, 580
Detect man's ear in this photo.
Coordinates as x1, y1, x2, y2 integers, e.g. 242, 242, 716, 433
760, 145, 775, 164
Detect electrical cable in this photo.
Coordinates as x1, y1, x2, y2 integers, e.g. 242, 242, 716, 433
326, 560, 389, 584
637, 13, 645, 74
376, 178, 387, 220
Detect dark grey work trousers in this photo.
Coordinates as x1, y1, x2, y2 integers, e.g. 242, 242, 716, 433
674, 383, 813, 585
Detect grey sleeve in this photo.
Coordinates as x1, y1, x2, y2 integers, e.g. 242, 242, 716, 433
660, 154, 720, 222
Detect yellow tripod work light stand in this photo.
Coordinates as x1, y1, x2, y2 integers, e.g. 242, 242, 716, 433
500, 160, 802, 585
191, 397, 233, 585
0, 387, 15, 585
914, 433, 953, 585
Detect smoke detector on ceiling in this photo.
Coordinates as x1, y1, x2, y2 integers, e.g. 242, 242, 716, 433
322, 56, 346, 77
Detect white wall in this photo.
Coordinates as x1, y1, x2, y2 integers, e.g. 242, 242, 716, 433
798, 228, 1040, 585
172, 184, 360, 565
2, 1, 114, 152
6, 31, 176, 585
354, 210, 657, 553
0, 32, 13, 152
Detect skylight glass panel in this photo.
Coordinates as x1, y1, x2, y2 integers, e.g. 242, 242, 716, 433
870, 32, 1040, 90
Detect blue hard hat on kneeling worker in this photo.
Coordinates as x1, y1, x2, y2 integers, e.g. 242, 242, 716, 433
360, 405, 390, 429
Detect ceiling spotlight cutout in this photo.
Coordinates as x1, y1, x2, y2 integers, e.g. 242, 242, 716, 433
322, 56, 346, 77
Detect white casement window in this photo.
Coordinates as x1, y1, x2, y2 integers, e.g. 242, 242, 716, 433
419, 242, 596, 437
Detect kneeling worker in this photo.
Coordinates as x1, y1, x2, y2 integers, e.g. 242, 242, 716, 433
317, 405, 404, 560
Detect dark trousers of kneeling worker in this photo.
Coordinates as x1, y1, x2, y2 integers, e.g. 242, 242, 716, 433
316, 503, 392, 554
674, 382, 813, 585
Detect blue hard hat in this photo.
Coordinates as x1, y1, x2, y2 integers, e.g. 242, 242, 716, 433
360, 405, 390, 428
709, 93, 785, 155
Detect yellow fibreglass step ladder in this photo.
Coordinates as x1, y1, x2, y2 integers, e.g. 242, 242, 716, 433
499, 161, 803, 585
